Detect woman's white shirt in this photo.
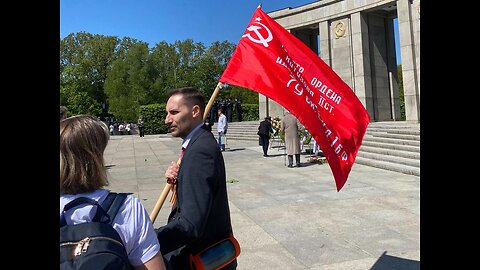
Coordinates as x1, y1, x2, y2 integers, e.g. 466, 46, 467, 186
60, 189, 160, 267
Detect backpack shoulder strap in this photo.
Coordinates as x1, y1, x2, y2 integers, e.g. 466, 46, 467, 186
60, 197, 103, 227
101, 192, 130, 225
60, 192, 131, 227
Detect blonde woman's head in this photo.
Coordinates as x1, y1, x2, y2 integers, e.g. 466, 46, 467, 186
60, 115, 110, 194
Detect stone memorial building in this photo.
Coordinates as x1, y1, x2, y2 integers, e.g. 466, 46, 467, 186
260, 0, 420, 123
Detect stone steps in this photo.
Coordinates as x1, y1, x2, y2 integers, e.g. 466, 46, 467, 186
212, 120, 420, 176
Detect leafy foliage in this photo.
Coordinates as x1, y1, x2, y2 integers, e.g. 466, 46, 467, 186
139, 104, 168, 135
238, 104, 259, 121
104, 42, 150, 122
60, 32, 119, 116
60, 84, 102, 116
61, 32, 255, 124
218, 85, 258, 104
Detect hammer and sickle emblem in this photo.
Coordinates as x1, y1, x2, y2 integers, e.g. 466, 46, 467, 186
242, 21, 273, 47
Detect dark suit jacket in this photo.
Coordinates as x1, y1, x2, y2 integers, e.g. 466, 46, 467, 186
157, 124, 237, 269
258, 120, 272, 139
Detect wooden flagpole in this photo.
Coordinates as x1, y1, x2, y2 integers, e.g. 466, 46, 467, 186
149, 82, 224, 222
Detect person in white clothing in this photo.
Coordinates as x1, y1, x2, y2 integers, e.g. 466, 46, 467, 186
217, 108, 228, 151
109, 123, 114, 135
60, 115, 166, 270
118, 123, 125, 135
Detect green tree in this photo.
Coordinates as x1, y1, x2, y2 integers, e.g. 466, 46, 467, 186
60, 32, 118, 116
60, 32, 255, 122
174, 39, 206, 88
200, 41, 236, 99
104, 42, 150, 122
202, 41, 258, 104
61, 84, 102, 116
149, 41, 180, 103
222, 85, 259, 104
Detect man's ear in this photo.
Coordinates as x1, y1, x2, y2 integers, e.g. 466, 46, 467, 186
192, 105, 201, 118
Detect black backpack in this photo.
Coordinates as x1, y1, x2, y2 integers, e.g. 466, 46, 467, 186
60, 192, 132, 270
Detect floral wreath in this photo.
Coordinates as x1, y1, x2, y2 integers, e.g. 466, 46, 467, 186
270, 116, 310, 142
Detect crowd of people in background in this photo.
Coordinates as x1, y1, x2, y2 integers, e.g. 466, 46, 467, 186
61, 100, 318, 162
107, 121, 137, 135
99, 116, 145, 137
75, 98, 243, 139
61, 105, 320, 161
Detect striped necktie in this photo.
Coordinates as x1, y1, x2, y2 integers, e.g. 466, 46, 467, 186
180, 147, 185, 160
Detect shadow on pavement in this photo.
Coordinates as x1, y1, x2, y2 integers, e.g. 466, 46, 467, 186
224, 148, 246, 152
370, 251, 419, 270
298, 162, 320, 168
265, 153, 285, 157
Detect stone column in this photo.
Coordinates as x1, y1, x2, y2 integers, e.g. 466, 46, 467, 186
397, 0, 420, 122
330, 18, 354, 89
351, 12, 374, 120
318, 21, 331, 66
258, 94, 284, 120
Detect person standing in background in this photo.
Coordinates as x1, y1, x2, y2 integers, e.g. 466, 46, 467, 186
126, 122, 131, 135
281, 111, 302, 168
118, 123, 125, 135
109, 123, 115, 135
234, 99, 242, 122
226, 98, 233, 122
138, 116, 145, 137
217, 108, 228, 151
211, 101, 218, 122
257, 116, 272, 157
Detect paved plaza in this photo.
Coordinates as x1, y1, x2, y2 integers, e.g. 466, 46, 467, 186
104, 134, 420, 270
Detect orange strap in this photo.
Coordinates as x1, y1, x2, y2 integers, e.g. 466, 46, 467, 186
189, 234, 241, 270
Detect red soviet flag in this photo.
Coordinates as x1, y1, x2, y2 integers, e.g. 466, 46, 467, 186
219, 7, 370, 191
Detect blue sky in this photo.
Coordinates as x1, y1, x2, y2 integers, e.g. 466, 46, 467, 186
60, 0, 400, 62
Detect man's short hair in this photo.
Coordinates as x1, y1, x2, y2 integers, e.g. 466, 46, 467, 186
167, 87, 206, 113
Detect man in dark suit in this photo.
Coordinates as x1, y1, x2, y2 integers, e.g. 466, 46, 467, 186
257, 116, 272, 157
156, 87, 237, 270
